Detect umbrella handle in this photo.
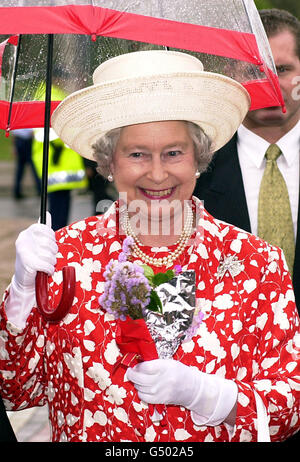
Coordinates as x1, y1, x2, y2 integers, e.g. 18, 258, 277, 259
35, 266, 76, 323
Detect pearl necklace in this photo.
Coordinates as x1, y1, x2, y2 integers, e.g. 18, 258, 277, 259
121, 205, 194, 267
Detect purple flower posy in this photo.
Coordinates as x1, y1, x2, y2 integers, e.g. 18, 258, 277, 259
99, 237, 151, 320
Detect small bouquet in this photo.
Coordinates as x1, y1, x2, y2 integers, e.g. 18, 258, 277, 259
99, 237, 201, 421
100, 237, 182, 321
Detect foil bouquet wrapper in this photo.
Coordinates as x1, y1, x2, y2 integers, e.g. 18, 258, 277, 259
145, 270, 196, 359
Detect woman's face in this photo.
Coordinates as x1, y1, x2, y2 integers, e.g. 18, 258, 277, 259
111, 119, 197, 202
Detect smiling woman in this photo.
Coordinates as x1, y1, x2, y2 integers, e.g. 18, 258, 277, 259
108, 121, 202, 247
1, 49, 300, 443
92, 121, 212, 181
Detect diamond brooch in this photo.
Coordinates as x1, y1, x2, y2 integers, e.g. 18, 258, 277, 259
217, 254, 244, 280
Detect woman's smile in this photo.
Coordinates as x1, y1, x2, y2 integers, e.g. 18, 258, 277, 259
139, 186, 176, 200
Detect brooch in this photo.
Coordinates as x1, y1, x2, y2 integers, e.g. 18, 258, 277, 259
217, 254, 244, 280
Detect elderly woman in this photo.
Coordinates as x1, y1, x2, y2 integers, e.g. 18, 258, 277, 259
0, 51, 299, 443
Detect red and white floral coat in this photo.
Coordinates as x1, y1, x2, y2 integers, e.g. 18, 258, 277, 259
0, 198, 300, 442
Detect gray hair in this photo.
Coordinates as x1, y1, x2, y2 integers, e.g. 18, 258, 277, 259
92, 121, 212, 179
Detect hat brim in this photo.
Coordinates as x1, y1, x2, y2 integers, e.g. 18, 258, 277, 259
51, 71, 250, 160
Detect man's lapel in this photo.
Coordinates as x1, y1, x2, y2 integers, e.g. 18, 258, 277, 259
195, 134, 251, 233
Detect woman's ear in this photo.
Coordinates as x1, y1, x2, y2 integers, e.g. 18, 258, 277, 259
109, 159, 115, 175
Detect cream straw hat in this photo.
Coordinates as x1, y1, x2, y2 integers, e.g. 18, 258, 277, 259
51, 50, 250, 160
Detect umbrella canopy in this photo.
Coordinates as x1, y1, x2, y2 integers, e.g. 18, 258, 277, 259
0, 0, 284, 133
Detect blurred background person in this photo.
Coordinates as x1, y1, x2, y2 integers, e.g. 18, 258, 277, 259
11, 128, 41, 200
31, 79, 89, 230
32, 128, 88, 231
194, 8, 300, 314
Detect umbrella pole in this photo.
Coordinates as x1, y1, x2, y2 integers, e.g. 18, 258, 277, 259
36, 33, 76, 323
40, 33, 54, 225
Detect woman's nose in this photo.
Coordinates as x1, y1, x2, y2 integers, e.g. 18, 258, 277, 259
147, 157, 168, 183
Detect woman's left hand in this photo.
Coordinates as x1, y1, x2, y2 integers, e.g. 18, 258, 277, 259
127, 358, 238, 426
127, 359, 200, 407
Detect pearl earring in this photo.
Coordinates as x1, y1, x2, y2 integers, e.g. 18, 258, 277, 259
107, 173, 113, 182
195, 170, 200, 178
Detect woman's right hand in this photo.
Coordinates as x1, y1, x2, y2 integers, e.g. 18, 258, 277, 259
5, 212, 58, 329
14, 212, 58, 292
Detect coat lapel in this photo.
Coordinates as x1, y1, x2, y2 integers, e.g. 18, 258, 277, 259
292, 173, 300, 308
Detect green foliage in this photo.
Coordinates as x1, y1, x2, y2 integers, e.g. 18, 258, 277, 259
254, 0, 300, 17
254, 0, 274, 10
142, 264, 176, 288
141, 265, 177, 315
0, 130, 12, 161
152, 270, 175, 286
147, 290, 163, 313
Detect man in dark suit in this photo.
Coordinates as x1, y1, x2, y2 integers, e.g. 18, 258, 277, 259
194, 9, 300, 313
0, 395, 16, 442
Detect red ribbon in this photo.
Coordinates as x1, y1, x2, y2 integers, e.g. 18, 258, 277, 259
114, 316, 166, 422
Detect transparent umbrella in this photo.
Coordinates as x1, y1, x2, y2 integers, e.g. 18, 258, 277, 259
0, 0, 284, 322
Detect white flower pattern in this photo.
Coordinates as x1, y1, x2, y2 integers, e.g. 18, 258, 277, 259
0, 198, 299, 442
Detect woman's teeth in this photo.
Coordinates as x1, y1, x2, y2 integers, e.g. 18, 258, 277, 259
143, 188, 173, 197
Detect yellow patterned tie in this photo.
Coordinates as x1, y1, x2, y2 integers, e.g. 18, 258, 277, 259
258, 144, 295, 276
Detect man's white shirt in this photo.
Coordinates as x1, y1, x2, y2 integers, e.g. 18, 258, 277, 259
237, 120, 300, 238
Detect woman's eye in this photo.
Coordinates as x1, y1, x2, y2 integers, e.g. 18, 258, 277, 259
167, 150, 181, 157
129, 152, 143, 158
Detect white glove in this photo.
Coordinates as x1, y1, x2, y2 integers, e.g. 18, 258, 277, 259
14, 211, 58, 290
5, 212, 58, 329
127, 359, 238, 426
